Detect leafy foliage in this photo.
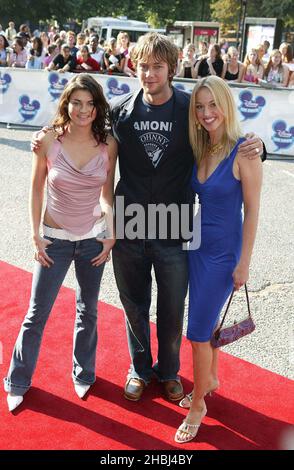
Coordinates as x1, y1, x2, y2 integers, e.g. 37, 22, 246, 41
0, 0, 292, 32
211, 0, 241, 33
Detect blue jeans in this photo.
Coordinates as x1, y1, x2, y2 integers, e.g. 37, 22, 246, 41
112, 239, 188, 384
4, 236, 105, 396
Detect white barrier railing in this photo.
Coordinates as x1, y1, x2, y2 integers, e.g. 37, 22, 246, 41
0, 68, 293, 157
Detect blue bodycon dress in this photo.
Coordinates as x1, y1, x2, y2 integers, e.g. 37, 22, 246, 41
187, 138, 245, 342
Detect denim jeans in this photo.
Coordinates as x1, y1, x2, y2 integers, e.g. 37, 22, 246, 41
4, 236, 105, 396
112, 239, 188, 384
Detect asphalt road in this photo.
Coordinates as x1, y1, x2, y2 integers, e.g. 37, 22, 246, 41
0, 123, 293, 380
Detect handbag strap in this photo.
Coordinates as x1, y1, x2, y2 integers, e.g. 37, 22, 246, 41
218, 284, 251, 331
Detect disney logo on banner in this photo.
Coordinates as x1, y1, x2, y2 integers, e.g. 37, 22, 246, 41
19, 95, 40, 122
238, 90, 266, 121
106, 77, 130, 99
174, 83, 187, 92
272, 120, 294, 151
48, 73, 68, 101
0, 72, 12, 94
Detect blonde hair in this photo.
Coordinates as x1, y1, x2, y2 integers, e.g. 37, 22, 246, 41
117, 31, 130, 48
189, 76, 242, 166
227, 46, 238, 57
243, 48, 262, 67
130, 32, 179, 85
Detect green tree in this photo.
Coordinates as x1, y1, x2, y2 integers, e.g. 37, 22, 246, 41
74, 0, 211, 27
1, 0, 292, 33
211, 0, 241, 34
0, 0, 76, 28
211, 0, 293, 34
261, 0, 294, 27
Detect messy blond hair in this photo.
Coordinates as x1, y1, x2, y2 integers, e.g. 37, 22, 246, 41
130, 32, 179, 85
189, 76, 242, 166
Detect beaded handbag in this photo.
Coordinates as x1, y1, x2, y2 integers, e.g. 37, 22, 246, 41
211, 284, 255, 348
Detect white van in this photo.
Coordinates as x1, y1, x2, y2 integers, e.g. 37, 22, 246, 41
83, 17, 165, 43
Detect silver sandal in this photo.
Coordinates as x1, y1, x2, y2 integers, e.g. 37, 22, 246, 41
179, 392, 193, 409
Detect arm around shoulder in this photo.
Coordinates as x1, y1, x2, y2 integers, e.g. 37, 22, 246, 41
32, 129, 56, 158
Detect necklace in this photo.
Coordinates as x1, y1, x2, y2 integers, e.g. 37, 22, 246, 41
207, 142, 224, 157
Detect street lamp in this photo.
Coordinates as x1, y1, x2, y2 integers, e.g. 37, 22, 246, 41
240, 0, 248, 60
201, 0, 205, 21
236, 1, 242, 48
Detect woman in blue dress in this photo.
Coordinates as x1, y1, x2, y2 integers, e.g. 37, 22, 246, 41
175, 76, 263, 443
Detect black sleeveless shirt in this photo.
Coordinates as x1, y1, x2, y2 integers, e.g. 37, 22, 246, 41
224, 64, 239, 80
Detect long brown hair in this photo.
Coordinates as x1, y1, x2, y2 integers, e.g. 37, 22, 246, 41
279, 42, 293, 63
264, 49, 283, 78
52, 74, 111, 144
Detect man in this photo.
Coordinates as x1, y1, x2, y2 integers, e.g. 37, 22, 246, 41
110, 33, 265, 402
66, 31, 79, 58
17, 31, 31, 53
89, 35, 105, 69
262, 40, 271, 63
5, 21, 17, 44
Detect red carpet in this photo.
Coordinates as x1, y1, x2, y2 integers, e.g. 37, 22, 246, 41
0, 260, 293, 450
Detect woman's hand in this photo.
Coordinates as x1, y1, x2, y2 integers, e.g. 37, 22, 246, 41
232, 262, 249, 290
91, 238, 116, 267
33, 235, 54, 268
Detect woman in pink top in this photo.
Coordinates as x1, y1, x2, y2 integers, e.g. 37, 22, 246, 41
9, 37, 28, 67
4, 74, 117, 411
242, 48, 264, 84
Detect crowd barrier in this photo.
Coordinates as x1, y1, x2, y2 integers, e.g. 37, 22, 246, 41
0, 68, 293, 157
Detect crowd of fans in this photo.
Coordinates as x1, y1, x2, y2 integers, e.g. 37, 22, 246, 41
0, 20, 294, 88
176, 39, 294, 88
0, 21, 135, 76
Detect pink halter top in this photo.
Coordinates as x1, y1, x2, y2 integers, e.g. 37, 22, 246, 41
46, 138, 109, 235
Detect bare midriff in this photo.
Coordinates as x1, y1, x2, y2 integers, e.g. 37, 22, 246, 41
43, 209, 63, 229
43, 209, 103, 230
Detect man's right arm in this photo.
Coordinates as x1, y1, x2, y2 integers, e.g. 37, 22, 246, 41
31, 127, 51, 152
